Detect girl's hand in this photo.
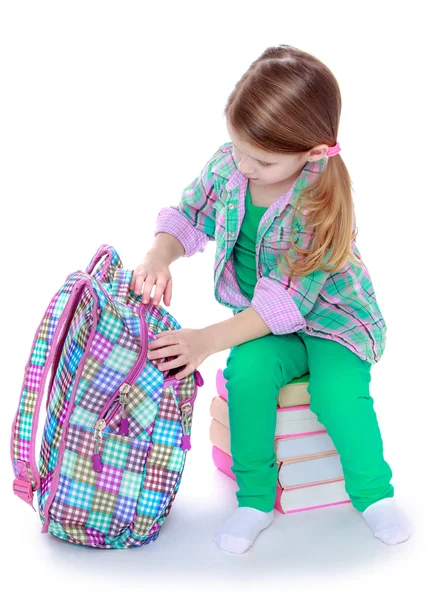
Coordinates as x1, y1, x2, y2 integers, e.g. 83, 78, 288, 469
148, 328, 215, 380
129, 249, 173, 306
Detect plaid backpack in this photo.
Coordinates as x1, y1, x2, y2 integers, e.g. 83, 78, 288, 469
10, 244, 204, 548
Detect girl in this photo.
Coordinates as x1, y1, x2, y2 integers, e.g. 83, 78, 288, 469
129, 45, 412, 554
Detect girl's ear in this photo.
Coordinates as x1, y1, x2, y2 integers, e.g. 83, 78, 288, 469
307, 145, 329, 161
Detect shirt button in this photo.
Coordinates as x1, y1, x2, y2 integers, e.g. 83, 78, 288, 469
228, 204, 235, 209
228, 231, 235, 238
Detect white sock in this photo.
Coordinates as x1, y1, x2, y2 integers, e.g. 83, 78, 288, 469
213, 507, 274, 554
362, 497, 412, 544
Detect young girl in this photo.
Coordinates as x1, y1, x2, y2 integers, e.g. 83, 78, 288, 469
129, 44, 412, 554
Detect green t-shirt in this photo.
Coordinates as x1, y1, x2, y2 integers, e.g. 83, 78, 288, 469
232, 184, 268, 301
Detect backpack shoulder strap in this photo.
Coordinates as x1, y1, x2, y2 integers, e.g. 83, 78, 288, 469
10, 275, 88, 509
11, 245, 128, 509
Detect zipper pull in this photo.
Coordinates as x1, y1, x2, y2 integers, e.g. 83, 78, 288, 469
194, 370, 204, 387
180, 402, 192, 451
92, 419, 106, 472
118, 383, 131, 435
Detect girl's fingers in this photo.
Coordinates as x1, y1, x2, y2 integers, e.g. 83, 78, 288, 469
163, 279, 172, 306
148, 343, 179, 359
142, 278, 156, 304
174, 367, 193, 380
158, 356, 187, 372
130, 266, 146, 291
152, 279, 167, 306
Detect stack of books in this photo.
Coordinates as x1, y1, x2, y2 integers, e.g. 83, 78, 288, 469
210, 368, 351, 515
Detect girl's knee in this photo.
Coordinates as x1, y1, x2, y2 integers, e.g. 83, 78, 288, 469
309, 362, 370, 400
225, 336, 280, 376
224, 333, 306, 378
308, 376, 373, 427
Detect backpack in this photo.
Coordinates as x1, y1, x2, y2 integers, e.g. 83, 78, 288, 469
10, 244, 204, 548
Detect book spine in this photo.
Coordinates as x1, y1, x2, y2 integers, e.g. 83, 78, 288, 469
282, 499, 351, 514
209, 419, 230, 455
216, 368, 228, 400
274, 487, 284, 514
279, 450, 338, 465
276, 430, 329, 441
212, 444, 234, 481
281, 477, 345, 491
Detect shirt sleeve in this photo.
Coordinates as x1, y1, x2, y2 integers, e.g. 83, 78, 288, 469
154, 146, 224, 257
251, 212, 331, 335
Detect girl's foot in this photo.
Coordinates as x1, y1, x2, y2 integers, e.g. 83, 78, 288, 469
213, 507, 274, 554
362, 497, 412, 544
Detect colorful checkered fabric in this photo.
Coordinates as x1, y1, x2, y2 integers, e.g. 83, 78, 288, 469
154, 142, 387, 364
11, 244, 202, 548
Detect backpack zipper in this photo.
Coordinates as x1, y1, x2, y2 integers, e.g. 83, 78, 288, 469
163, 370, 204, 451
94, 370, 203, 461
91, 304, 148, 472
92, 315, 205, 470
179, 401, 192, 450
99, 382, 131, 434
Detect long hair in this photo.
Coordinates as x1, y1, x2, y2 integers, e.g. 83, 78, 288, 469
224, 44, 362, 277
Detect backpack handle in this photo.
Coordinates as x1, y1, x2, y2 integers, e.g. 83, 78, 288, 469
85, 244, 133, 304
85, 244, 123, 284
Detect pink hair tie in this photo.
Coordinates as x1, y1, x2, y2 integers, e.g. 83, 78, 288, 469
326, 142, 341, 157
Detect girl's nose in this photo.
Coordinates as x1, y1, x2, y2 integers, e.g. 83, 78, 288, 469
238, 158, 254, 177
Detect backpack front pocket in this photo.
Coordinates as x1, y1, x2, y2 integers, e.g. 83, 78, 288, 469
92, 375, 160, 462
48, 423, 152, 544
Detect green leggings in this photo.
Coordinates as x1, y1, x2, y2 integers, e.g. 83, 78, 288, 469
223, 331, 394, 513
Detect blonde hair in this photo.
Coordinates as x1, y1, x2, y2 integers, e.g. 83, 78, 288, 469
224, 44, 362, 277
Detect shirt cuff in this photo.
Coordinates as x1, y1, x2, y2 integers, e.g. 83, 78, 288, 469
154, 207, 209, 257
251, 277, 306, 335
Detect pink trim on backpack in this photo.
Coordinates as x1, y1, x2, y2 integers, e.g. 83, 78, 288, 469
10, 279, 87, 496
12, 460, 35, 510
41, 279, 100, 533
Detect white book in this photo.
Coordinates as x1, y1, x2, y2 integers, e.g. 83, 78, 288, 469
277, 479, 350, 513
276, 431, 336, 460
210, 395, 326, 437
278, 453, 344, 489
209, 417, 336, 461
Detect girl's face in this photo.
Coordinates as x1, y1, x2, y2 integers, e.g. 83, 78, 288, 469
226, 120, 327, 187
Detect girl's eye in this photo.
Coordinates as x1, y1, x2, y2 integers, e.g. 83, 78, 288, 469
231, 142, 271, 167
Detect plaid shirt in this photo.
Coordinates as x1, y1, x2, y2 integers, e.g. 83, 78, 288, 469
154, 143, 387, 364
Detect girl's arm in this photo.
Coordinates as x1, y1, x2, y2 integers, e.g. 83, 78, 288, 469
154, 144, 228, 256
203, 306, 271, 353
150, 232, 185, 264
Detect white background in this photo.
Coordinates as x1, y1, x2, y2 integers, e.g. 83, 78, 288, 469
1, 1, 439, 597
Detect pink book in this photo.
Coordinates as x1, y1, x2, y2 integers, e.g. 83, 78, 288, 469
212, 445, 351, 515
216, 368, 228, 400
